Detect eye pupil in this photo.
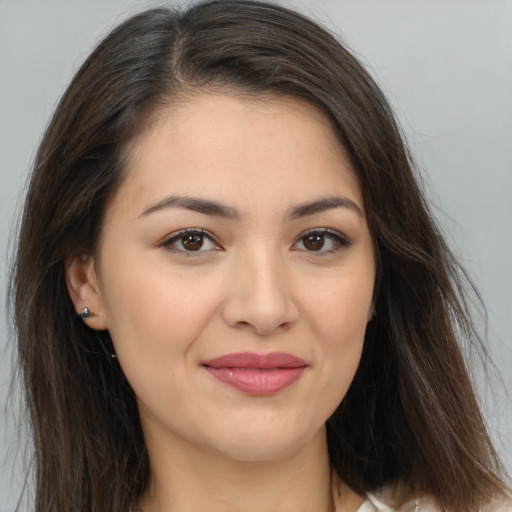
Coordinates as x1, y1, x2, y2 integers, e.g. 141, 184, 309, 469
182, 234, 204, 251
304, 234, 324, 251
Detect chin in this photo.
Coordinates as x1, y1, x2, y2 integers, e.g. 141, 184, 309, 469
206, 423, 324, 463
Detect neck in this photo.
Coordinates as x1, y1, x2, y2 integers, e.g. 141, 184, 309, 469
139, 427, 337, 512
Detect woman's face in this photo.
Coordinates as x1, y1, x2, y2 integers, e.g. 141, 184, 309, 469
80, 94, 375, 461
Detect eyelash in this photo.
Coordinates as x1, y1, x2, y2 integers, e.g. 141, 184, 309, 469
293, 228, 351, 256
159, 228, 221, 256
159, 228, 351, 256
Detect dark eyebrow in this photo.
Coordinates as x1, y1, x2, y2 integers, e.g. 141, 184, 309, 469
288, 196, 362, 219
139, 195, 240, 219
139, 194, 362, 220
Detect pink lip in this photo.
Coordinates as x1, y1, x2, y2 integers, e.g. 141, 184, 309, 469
202, 352, 307, 396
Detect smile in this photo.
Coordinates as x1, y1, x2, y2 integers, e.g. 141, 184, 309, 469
202, 352, 307, 396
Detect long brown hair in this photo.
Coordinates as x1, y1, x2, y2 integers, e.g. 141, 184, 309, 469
10, 1, 510, 511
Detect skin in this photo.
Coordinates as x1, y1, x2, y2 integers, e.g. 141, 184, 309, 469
67, 93, 376, 512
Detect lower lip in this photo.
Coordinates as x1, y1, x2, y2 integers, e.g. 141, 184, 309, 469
204, 366, 306, 395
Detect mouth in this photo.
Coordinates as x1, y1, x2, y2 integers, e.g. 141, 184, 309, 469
202, 352, 307, 396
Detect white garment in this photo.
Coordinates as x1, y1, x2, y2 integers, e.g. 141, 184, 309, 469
357, 492, 437, 512
356, 491, 512, 512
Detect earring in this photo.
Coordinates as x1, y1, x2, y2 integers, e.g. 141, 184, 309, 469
79, 307, 93, 318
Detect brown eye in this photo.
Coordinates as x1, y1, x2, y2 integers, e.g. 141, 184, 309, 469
161, 229, 220, 254
303, 233, 325, 251
182, 233, 204, 251
293, 229, 351, 255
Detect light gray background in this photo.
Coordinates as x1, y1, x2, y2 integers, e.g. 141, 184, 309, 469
1, 0, 511, 509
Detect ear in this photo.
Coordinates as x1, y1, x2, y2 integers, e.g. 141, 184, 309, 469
65, 252, 108, 330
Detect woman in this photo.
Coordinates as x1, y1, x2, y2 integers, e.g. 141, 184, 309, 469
10, 0, 511, 511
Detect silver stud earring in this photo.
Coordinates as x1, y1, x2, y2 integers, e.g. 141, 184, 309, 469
79, 307, 93, 318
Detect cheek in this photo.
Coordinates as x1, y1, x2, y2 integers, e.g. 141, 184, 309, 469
303, 269, 373, 401
308, 271, 373, 346
98, 257, 223, 371
99, 268, 227, 426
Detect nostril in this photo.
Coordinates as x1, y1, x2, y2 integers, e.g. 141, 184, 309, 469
220, 270, 300, 335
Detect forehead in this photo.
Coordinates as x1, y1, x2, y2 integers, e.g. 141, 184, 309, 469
115, 93, 363, 217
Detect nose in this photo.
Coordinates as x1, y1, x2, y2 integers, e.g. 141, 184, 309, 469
221, 250, 299, 336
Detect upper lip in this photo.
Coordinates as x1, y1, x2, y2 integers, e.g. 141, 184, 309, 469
202, 351, 307, 369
